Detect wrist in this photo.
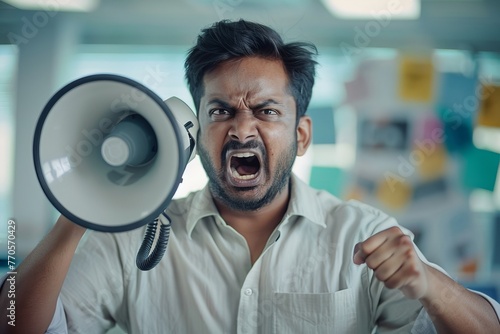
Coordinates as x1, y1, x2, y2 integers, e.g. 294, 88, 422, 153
55, 215, 86, 239
418, 265, 456, 312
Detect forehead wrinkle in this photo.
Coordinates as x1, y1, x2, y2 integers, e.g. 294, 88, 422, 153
202, 57, 293, 111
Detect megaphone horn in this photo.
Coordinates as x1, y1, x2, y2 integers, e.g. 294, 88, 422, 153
33, 74, 199, 270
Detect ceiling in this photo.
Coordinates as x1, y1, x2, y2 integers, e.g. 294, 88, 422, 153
0, 0, 500, 53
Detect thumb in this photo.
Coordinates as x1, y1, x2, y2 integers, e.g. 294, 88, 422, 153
353, 242, 366, 265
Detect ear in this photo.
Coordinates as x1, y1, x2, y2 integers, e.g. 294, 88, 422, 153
296, 115, 312, 156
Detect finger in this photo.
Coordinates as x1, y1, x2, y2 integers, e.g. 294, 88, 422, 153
383, 258, 421, 294
364, 232, 412, 270
353, 242, 366, 265
371, 245, 408, 283
353, 226, 403, 265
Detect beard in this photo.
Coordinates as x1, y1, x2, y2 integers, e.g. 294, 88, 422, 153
197, 136, 297, 212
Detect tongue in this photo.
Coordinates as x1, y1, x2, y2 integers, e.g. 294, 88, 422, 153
237, 165, 258, 175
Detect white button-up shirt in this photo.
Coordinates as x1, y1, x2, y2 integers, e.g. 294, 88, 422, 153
49, 174, 499, 333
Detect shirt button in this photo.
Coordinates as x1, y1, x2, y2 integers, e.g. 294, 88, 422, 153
244, 288, 253, 296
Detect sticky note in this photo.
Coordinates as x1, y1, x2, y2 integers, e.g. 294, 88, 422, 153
437, 72, 478, 109
309, 166, 345, 197
412, 177, 448, 201
416, 144, 448, 180
461, 146, 500, 191
344, 76, 369, 104
398, 56, 434, 102
436, 106, 473, 153
376, 176, 412, 211
477, 85, 500, 128
359, 118, 409, 151
308, 106, 336, 144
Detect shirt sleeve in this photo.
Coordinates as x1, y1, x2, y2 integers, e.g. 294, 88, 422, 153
59, 230, 133, 333
45, 297, 68, 334
347, 203, 438, 333
346, 200, 500, 332
469, 290, 500, 322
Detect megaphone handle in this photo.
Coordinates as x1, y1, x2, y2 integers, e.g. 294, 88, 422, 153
136, 213, 171, 271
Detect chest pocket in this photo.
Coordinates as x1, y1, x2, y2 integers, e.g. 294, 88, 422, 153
273, 288, 358, 333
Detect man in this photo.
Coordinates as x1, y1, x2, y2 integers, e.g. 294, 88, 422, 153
1, 19, 499, 333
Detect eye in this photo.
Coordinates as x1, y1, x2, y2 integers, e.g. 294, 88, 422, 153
260, 109, 278, 116
210, 108, 230, 115
209, 108, 232, 120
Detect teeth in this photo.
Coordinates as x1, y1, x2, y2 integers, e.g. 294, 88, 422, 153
233, 152, 255, 158
231, 167, 257, 180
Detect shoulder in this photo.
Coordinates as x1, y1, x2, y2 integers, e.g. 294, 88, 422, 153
294, 176, 399, 235
320, 193, 402, 239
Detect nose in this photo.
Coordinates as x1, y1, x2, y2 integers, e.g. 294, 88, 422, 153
228, 112, 258, 142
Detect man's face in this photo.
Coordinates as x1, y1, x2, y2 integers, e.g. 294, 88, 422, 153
197, 57, 310, 212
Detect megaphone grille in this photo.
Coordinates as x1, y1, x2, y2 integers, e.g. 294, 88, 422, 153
34, 74, 187, 232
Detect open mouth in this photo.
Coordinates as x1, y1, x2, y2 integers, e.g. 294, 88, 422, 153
229, 152, 261, 181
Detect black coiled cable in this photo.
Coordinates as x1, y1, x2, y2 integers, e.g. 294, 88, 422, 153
136, 212, 171, 271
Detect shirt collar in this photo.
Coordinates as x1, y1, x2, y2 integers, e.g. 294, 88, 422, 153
185, 184, 220, 237
185, 173, 327, 237
284, 174, 327, 229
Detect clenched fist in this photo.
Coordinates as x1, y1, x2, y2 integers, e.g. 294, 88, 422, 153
353, 226, 430, 300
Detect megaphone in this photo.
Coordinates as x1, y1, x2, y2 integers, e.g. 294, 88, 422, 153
33, 74, 198, 270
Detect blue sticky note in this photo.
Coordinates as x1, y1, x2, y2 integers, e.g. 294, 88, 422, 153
309, 166, 345, 197
437, 72, 478, 109
308, 106, 335, 144
461, 146, 500, 191
436, 106, 473, 153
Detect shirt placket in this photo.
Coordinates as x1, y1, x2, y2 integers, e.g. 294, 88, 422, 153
236, 229, 281, 334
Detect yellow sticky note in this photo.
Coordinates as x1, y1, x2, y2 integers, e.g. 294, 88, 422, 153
416, 144, 447, 180
398, 56, 434, 102
477, 85, 500, 128
376, 177, 412, 211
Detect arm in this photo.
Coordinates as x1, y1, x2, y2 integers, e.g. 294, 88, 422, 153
354, 226, 500, 333
419, 265, 499, 333
0, 215, 86, 334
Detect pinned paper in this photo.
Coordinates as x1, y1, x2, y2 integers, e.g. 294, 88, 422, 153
308, 106, 336, 144
359, 118, 409, 151
477, 85, 500, 128
412, 177, 448, 201
437, 72, 478, 109
418, 115, 443, 140
309, 166, 346, 197
362, 59, 398, 106
418, 144, 448, 180
413, 116, 448, 179
461, 146, 500, 191
398, 56, 434, 102
436, 106, 473, 153
376, 176, 412, 211
344, 75, 369, 105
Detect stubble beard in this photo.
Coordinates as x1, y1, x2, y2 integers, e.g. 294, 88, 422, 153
197, 138, 297, 212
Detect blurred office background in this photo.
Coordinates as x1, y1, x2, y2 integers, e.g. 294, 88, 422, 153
0, 0, 499, 304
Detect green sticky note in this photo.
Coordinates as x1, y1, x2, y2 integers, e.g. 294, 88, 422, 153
309, 166, 345, 197
462, 146, 500, 191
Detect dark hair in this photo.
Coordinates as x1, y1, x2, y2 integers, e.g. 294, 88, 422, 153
184, 19, 318, 119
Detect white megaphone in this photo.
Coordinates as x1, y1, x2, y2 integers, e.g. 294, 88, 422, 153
33, 74, 199, 270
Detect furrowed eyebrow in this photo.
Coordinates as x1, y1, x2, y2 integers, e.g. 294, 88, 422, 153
206, 98, 282, 111
249, 99, 282, 110
207, 98, 233, 110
